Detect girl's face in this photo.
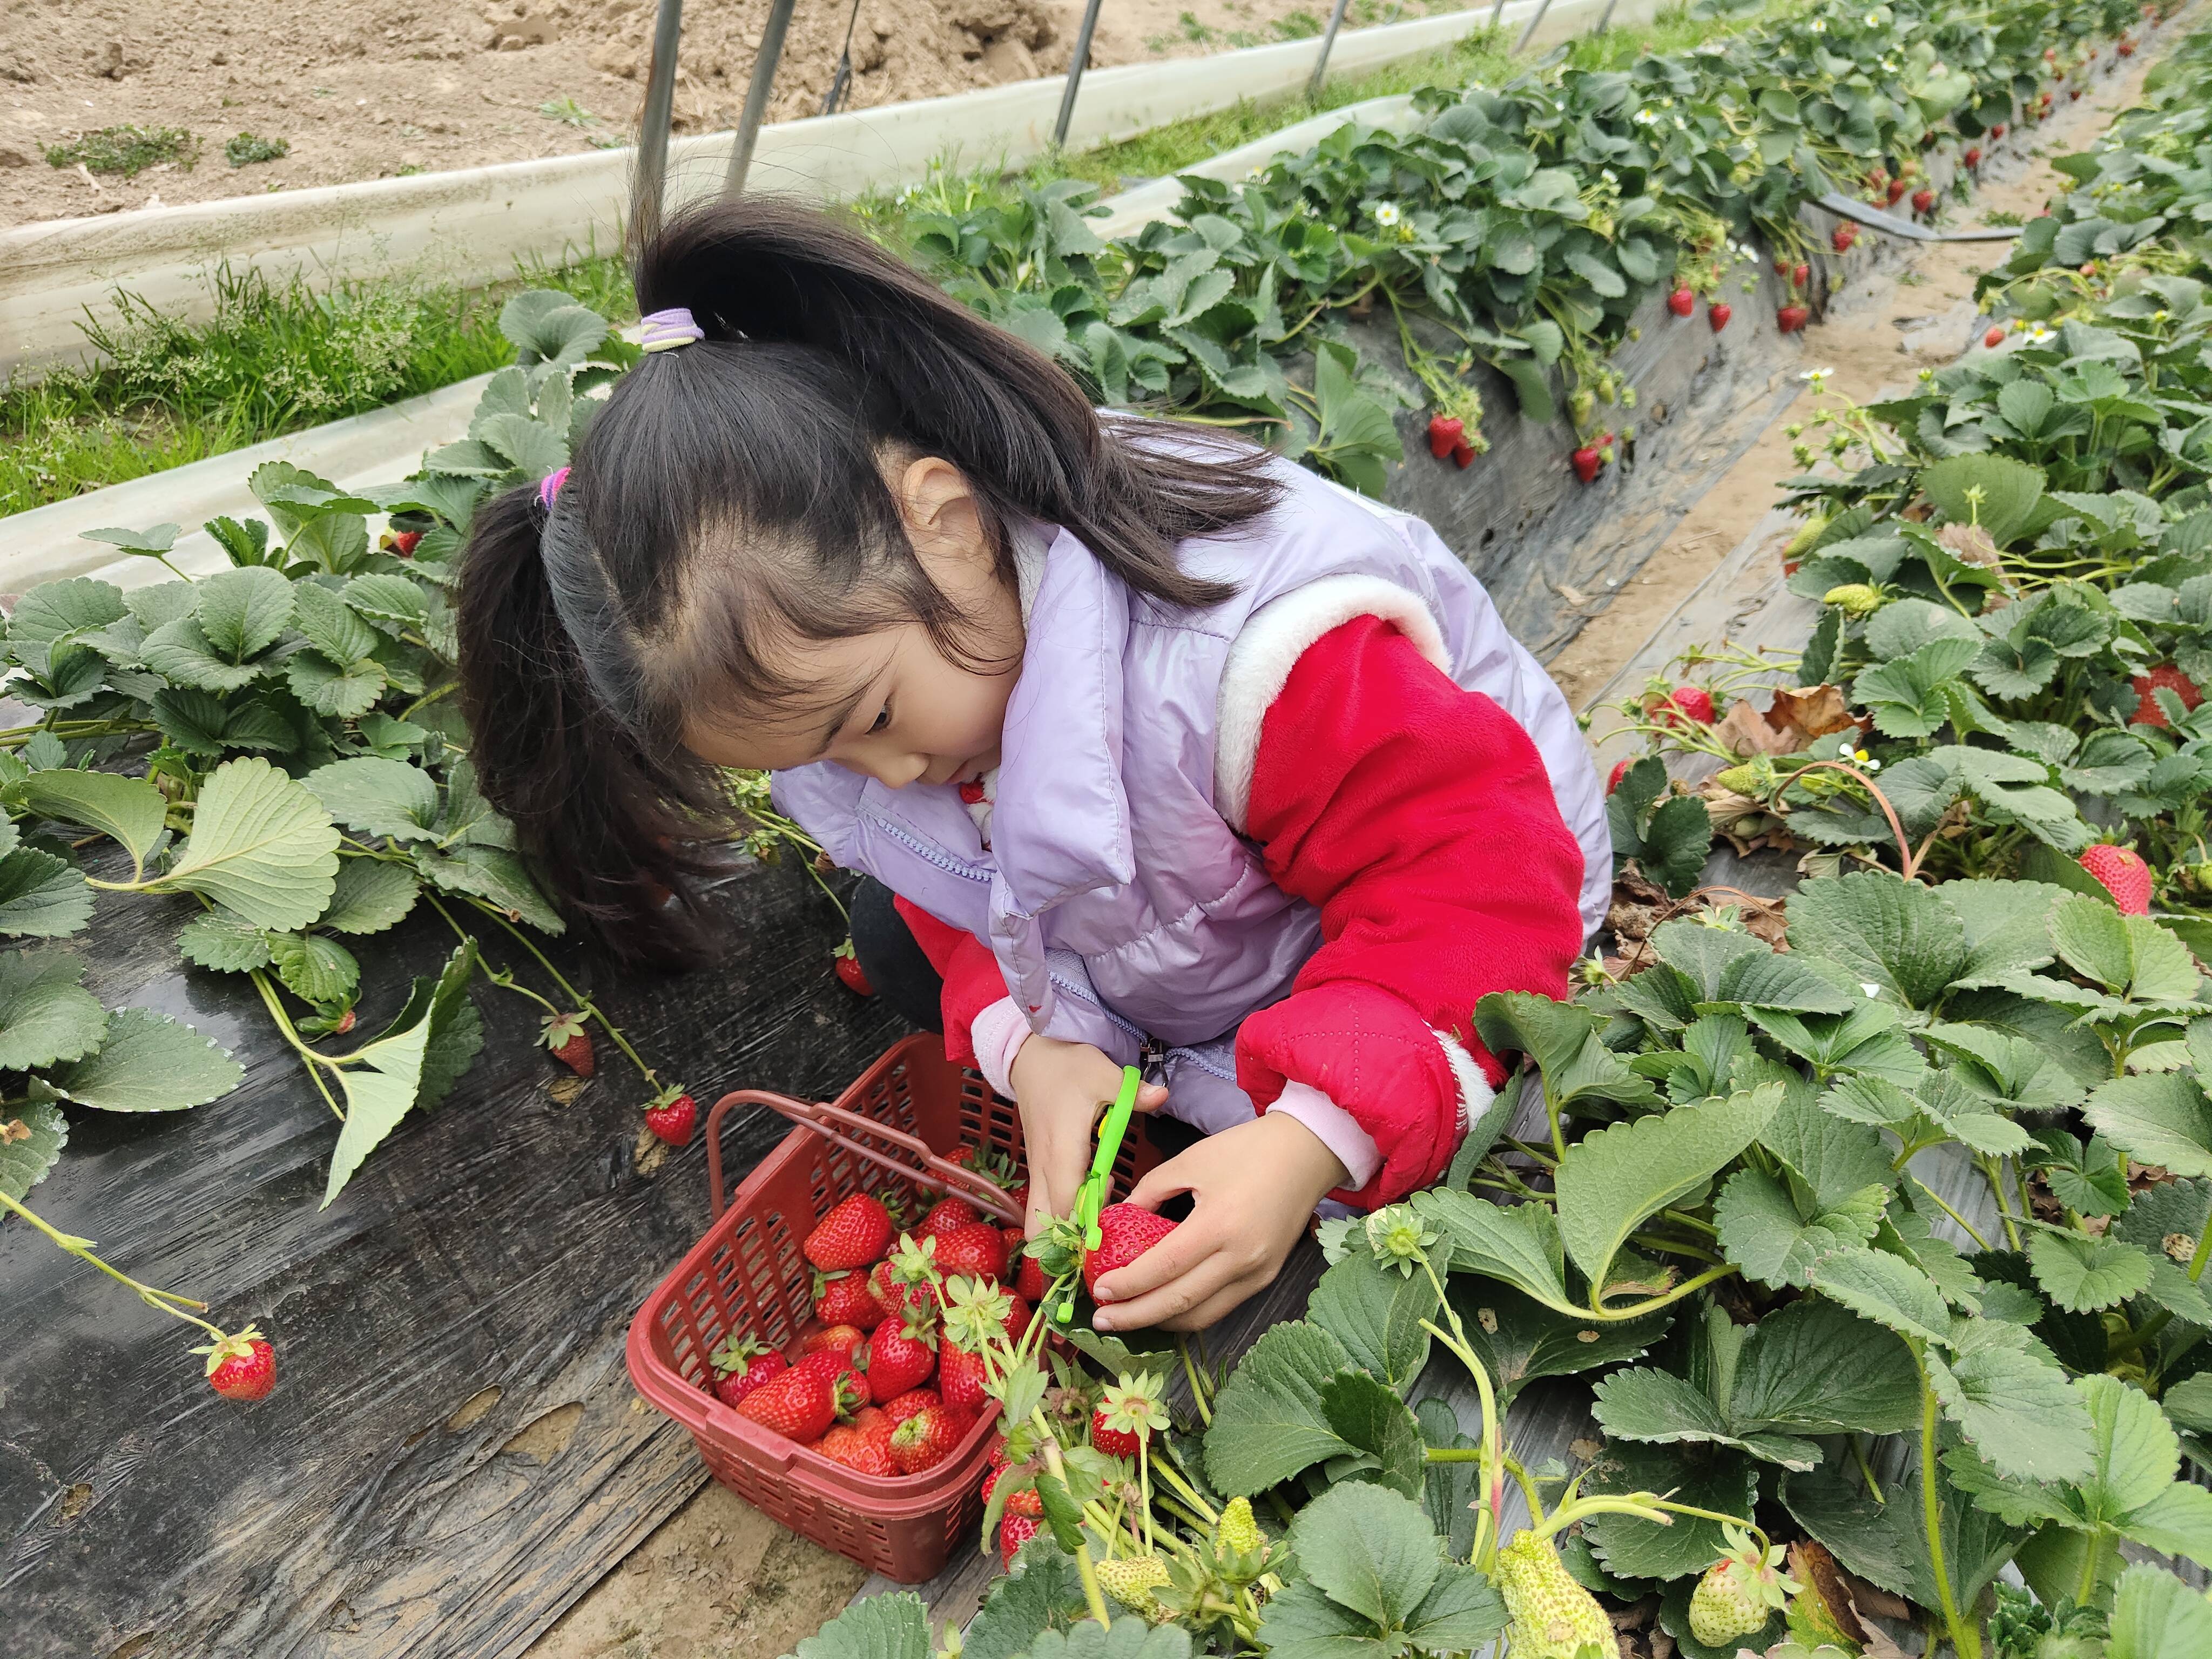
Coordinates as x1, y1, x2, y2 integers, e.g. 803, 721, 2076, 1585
682, 457, 1023, 790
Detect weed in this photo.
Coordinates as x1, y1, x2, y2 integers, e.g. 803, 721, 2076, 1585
44, 125, 200, 179
224, 132, 288, 168
538, 96, 599, 127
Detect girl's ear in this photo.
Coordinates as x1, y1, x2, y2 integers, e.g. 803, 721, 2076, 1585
893, 455, 990, 570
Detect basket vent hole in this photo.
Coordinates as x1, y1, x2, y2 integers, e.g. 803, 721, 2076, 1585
501, 1401, 584, 1462
447, 1385, 503, 1432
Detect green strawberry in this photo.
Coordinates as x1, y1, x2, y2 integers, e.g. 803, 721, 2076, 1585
1216, 1495, 1264, 1557
1688, 1523, 1799, 1647
1492, 1532, 1617, 1659
1095, 1554, 1171, 1618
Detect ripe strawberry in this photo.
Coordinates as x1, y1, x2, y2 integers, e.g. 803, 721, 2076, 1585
1091, 1372, 1168, 1460
883, 1387, 941, 1427
864, 1314, 939, 1404
1427, 414, 1465, 458
1606, 758, 1630, 795
1985, 325, 2006, 348
708, 1334, 787, 1408
1912, 187, 1936, 215
815, 1269, 884, 1330
387, 529, 422, 557
1001, 1224, 1027, 1265
1002, 1481, 1045, 1518
1000, 1294, 1033, 1344
1571, 445, 1603, 484
919, 1196, 980, 1240
817, 1422, 898, 1475
934, 1222, 1007, 1282
196, 1327, 275, 1401
1452, 440, 1476, 469
1777, 302, 1811, 333
802, 1323, 867, 1363
1965, 145, 1983, 167
1000, 1512, 1041, 1569
1708, 301, 1731, 332
1668, 286, 1696, 317
889, 1404, 967, 1473
2080, 845, 2154, 916
1886, 176, 1910, 205
872, 1238, 942, 1323
1660, 684, 1718, 725
792, 1351, 870, 1419
939, 1340, 990, 1414
851, 1403, 889, 1434
1792, 261, 1810, 287
1015, 1246, 1048, 1304
833, 939, 874, 996
1831, 224, 1856, 253
805, 1193, 895, 1271
1082, 1204, 1179, 1297
538, 1012, 594, 1077
643, 1087, 696, 1147
2130, 663, 2203, 728
1991, 123, 2006, 139
738, 1364, 839, 1442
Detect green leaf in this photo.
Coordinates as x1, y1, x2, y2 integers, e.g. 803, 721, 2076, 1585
9, 770, 167, 874
321, 996, 438, 1205
316, 858, 420, 935
1398, 1561, 1507, 1653
1582, 1440, 1755, 1580
1410, 1189, 1575, 1312
141, 617, 265, 692
787, 1590, 932, 1659
306, 757, 441, 842
1927, 1338, 2094, 1483
1786, 870, 1967, 1009
1920, 453, 2048, 546
0, 951, 104, 1071
2027, 1230, 2154, 1312
1318, 1369, 1427, 1496
1782, 1454, 2025, 1612
1309, 1242, 1439, 1391
8, 579, 127, 654
340, 572, 430, 630
269, 932, 360, 1005
48, 1007, 244, 1112
1710, 949, 1858, 1015
416, 844, 563, 933
177, 909, 273, 972
1445, 1277, 1669, 1412
80, 522, 179, 554
1203, 1320, 1359, 1495
287, 650, 386, 718
1715, 1166, 1886, 1289
1591, 1365, 1819, 1469
1807, 1247, 1952, 1344
1284, 1480, 1442, 1630
0, 849, 93, 939
152, 757, 339, 932
1247, 1582, 1381, 1659
375, 939, 483, 1114
2084, 1073, 2212, 1181
1731, 1297, 1920, 1436
193, 565, 294, 660
0, 1097, 66, 1199
1554, 1084, 1782, 1293
963, 1536, 1090, 1659
290, 579, 381, 664
2108, 1562, 2212, 1659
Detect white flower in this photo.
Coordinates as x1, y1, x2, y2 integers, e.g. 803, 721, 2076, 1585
1246, 167, 1264, 182
1800, 366, 1835, 384
1674, 116, 1688, 130
1864, 10, 1880, 24
1555, 100, 1567, 112
1635, 107, 1657, 124
1601, 167, 1618, 183
1865, 757, 1882, 771
1811, 19, 1825, 31
1373, 201, 1401, 227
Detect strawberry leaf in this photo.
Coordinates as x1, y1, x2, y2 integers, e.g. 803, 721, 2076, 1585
1408, 1189, 1576, 1313
0, 1097, 66, 1201
1317, 1369, 1426, 1496
788, 1589, 932, 1659
47, 1008, 244, 1114
2026, 1230, 2154, 1312
1445, 1277, 1669, 1412
1202, 1319, 1359, 1495
2109, 1562, 2212, 1659
0, 950, 105, 1072
0, 848, 93, 939
177, 908, 273, 973
1308, 1237, 1440, 1391
2083, 1073, 2212, 1181
150, 757, 339, 932
315, 859, 420, 936
963, 1536, 1088, 1659
6, 770, 167, 878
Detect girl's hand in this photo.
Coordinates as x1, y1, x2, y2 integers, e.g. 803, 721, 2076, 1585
1090, 1112, 1348, 1333
1010, 1036, 1168, 1237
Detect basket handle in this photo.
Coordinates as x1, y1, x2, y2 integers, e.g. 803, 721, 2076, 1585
702, 1087, 1026, 1227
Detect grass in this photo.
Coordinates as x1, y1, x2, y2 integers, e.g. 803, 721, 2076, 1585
44, 125, 201, 179
5, 0, 1799, 515
224, 132, 288, 168
1, 250, 635, 515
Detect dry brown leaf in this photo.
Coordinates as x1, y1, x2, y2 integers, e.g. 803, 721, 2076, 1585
1718, 700, 1803, 758
1789, 1540, 1870, 1647
1768, 683, 1861, 739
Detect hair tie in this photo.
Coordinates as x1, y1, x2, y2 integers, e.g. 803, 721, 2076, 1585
538, 466, 571, 510
639, 307, 705, 353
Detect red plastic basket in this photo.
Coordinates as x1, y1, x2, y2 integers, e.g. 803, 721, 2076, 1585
625, 1034, 1158, 1582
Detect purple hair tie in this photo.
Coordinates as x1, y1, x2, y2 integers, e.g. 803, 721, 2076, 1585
538, 466, 571, 510
639, 307, 706, 353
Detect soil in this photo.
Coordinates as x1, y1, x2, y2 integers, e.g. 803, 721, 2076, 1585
1545, 36, 2176, 713
0, 0, 1461, 227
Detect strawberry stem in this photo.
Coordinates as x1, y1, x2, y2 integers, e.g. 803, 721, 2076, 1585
247, 968, 347, 1121
452, 898, 660, 1087
0, 1190, 226, 1341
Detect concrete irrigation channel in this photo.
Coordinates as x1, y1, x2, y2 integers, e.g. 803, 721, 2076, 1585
0, 15, 2185, 1659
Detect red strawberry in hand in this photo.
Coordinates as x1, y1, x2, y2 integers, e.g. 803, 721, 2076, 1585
833, 939, 874, 996
2130, 664, 2203, 728
539, 1011, 593, 1077
1427, 414, 1465, 459
195, 1326, 275, 1401
1000, 1512, 1041, 1568
1082, 1204, 1179, 1298
889, 1404, 969, 1473
1668, 286, 1696, 318
1708, 302, 1732, 332
2080, 846, 2154, 915
644, 1087, 696, 1147
919, 1196, 980, 1240
738, 1364, 840, 1442
934, 1222, 1007, 1282
709, 1334, 786, 1408
806, 1193, 895, 1271
864, 1314, 939, 1404
1571, 445, 1603, 484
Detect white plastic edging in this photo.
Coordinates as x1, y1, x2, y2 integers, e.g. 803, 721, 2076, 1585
0, 0, 1659, 379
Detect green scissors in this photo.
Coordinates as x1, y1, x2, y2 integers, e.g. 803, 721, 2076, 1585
1057, 1064, 1143, 1323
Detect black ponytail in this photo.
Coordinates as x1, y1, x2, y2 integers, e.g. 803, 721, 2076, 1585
457, 193, 1280, 965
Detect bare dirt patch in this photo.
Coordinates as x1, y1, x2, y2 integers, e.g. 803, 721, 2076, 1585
0, 0, 1461, 227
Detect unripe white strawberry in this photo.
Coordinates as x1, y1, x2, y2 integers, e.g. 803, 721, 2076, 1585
1687, 1523, 1798, 1647
1492, 1532, 1618, 1658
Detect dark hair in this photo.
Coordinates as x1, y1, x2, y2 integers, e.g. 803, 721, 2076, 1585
455, 193, 1280, 966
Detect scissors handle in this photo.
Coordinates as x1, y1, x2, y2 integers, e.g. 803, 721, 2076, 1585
1076, 1065, 1143, 1249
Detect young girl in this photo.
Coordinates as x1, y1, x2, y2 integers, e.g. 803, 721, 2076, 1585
457, 197, 1609, 1334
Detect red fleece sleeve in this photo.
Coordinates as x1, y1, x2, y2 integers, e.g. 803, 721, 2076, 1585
1235, 615, 1586, 1206
893, 895, 1009, 1070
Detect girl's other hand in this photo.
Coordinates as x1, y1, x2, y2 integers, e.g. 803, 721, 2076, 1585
1010, 1036, 1166, 1237
1090, 1112, 1348, 1333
